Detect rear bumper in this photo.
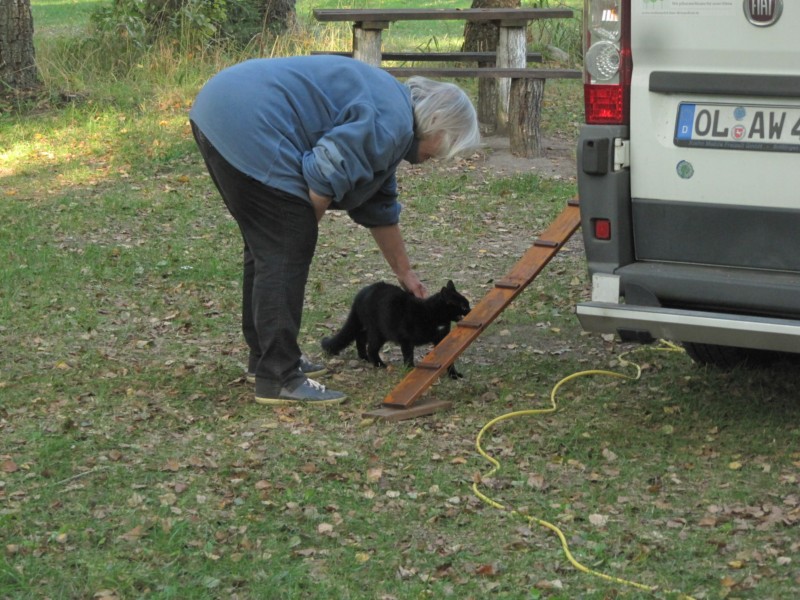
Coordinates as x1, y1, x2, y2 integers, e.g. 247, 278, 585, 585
576, 302, 800, 353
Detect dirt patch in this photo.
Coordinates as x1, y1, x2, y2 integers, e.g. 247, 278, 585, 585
472, 133, 577, 181
399, 133, 578, 181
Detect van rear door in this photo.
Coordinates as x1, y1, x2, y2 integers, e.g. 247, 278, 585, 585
629, 1, 800, 273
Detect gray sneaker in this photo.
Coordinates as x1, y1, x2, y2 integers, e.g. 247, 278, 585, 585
255, 378, 346, 406
247, 355, 327, 383
299, 355, 327, 377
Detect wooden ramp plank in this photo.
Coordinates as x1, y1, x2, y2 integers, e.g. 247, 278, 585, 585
363, 398, 453, 421
374, 200, 580, 413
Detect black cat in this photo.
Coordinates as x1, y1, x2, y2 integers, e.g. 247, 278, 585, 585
321, 280, 471, 379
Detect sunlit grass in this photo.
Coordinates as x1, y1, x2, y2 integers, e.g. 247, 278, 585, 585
31, 0, 109, 32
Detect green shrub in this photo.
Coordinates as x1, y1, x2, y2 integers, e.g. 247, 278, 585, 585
89, 0, 270, 48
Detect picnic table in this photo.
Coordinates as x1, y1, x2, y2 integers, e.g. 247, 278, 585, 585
312, 8, 580, 157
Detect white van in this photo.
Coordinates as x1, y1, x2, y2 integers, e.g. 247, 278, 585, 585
575, 0, 800, 367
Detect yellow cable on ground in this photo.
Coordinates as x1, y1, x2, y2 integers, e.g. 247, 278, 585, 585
472, 341, 695, 599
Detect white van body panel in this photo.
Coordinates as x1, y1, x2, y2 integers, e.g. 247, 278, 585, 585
576, 0, 800, 364
629, 1, 799, 208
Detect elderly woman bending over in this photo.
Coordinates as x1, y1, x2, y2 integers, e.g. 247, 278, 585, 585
190, 55, 480, 406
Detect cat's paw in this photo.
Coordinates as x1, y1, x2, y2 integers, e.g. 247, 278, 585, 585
447, 366, 464, 380
320, 337, 331, 352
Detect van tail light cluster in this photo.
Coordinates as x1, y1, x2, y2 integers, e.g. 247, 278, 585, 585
584, 0, 632, 125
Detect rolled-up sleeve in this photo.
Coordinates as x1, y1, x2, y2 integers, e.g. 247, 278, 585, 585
302, 138, 346, 199
346, 176, 401, 228
302, 102, 396, 203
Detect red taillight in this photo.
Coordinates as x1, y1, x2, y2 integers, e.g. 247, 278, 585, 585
584, 84, 628, 125
584, 0, 631, 125
593, 218, 612, 240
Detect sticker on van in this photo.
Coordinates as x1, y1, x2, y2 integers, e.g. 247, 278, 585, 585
641, 0, 736, 16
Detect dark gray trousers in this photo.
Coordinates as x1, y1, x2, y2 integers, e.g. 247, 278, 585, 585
191, 122, 316, 394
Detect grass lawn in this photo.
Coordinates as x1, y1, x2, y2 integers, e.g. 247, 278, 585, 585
2, 2, 800, 599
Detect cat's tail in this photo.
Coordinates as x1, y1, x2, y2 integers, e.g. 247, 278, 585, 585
321, 308, 362, 355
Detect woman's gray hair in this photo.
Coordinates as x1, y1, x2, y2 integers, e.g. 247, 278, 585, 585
407, 77, 481, 160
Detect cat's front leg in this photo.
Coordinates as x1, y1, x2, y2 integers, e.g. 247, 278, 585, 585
446, 364, 464, 380
369, 353, 388, 368
367, 337, 387, 368
400, 342, 416, 368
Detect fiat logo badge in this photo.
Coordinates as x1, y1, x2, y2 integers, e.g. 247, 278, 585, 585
744, 0, 783, 27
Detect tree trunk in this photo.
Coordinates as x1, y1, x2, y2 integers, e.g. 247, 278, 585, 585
0, 0, 39, 91
462, 0, 519, 132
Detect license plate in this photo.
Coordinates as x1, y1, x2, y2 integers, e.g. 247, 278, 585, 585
674, 103, 800, 153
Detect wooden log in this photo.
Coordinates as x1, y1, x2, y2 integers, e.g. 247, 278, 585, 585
382, 67, 580, 79
352, 25, 385, 67
313, 8, 574, 23
495, 24, 527, 133
310, 50, 543, 63
508, 77, 545, 157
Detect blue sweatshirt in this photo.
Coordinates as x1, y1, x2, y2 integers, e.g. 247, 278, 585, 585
189, 56, 417, 227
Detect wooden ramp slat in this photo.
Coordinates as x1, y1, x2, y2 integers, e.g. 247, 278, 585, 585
365, 200, 580, 418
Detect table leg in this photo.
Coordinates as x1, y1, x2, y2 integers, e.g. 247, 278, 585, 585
353, 24, 385, 67
496, 24, 527, 133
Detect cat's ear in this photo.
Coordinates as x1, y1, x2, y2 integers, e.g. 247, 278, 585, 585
446, 280, 455, 290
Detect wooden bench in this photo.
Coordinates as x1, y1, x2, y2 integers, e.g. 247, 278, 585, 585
312, 8, 580, 157
311, 50, 543, 64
